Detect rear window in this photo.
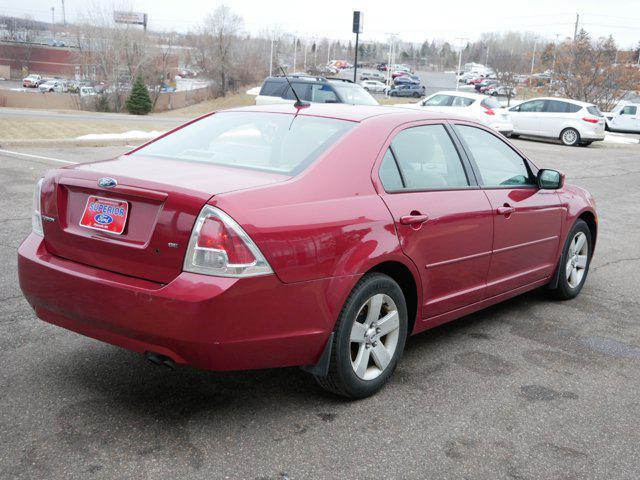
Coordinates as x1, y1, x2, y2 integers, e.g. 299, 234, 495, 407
132, 112, 354, 175
587, 106, 603, 117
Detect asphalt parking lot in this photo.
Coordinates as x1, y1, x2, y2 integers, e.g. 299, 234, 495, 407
1, 138, 639, 479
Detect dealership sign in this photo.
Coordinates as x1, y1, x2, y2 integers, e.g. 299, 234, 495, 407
113, 11, 148, 27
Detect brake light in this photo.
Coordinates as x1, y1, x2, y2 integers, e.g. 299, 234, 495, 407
32, 178, 44, 236
483, 106, 495, 115
582, 117, 599, 123
184, 205, 273, 277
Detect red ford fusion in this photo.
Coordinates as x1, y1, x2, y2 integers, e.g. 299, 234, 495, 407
18, 103, 597, 398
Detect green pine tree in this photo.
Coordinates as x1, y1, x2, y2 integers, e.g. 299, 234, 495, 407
126, 76, 153, 115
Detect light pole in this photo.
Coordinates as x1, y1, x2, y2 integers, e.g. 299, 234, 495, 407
269, 36, 274, 76
385, 33, 398, 88
303, 39, 308, 72
530, 40, 537, 76
455, 37, 468, 91
51, 7, 55, 36
293, 36, 297, 71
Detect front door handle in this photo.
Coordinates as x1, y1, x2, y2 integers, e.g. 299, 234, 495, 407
400, 213, 429, 226
497, 205, 516, 215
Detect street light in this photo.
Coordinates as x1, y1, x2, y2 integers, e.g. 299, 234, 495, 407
455, 37, 468, 91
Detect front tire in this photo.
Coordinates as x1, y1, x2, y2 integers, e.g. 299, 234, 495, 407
547, 219, 592, 300
560, 128, 580, 146
314, 273, 408, 399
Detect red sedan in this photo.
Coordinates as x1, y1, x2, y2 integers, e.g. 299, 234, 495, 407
18, 104, 597, 398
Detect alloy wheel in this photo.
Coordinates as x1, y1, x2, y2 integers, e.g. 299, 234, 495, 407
566, 231, 589, 288
349, 293, 400, 380
562, 129, 578, 145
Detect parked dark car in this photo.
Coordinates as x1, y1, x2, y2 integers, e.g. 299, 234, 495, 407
475, 79, 499, 92
394, 75, 420, 86
388, 84, 426, 98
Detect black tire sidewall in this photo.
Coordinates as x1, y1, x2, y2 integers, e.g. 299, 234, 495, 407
333, 274, 408, 399
556, 219, 592, 299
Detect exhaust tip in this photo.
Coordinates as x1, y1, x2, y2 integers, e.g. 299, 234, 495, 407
144, 351, 176, 369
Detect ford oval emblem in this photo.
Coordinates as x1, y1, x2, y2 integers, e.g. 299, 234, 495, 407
98, 177, 117, 188
95, 213, 113, 225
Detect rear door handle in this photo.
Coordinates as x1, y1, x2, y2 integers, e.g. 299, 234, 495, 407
400, 213, 429, 225
497, 205, 516, 215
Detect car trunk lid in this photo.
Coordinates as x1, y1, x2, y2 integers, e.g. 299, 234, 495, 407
40, 154, 289, 283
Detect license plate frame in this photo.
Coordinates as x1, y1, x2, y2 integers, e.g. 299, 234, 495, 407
79, 195, 129, 235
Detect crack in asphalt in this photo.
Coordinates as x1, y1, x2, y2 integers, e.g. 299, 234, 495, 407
592, 256, 640, 272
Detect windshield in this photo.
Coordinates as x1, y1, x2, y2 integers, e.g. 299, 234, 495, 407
331, 83, 379, 106
131, 112, 354, 175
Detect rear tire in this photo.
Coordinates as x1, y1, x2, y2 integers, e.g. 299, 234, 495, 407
314, 273, 408, 399
547, 219, 592, 300
560, 128, 580, 146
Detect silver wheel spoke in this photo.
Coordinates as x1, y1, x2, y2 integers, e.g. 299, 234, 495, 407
365, 294, 384, 325
576, 254, 588, 269
371, 343, 391, 371
574, 234, 586, 253
377, 310, 399, 337
353, 345, 370, 378
350, 322, 367, 343
569, 268, 578, 287
565, 260, 574, 278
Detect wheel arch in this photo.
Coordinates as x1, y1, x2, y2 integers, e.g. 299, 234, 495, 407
578, 210, 597, 251
364, 260, 420, 336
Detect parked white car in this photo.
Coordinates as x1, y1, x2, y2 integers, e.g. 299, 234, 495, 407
22, 74, 42, 88
508, 97, 605, 146
394, 90, 513, 135
604, 102, 640, 133
38, 80, 67, 93
360, 80, 387, 93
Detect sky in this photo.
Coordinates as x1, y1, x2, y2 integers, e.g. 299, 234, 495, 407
2, 0, 639, 47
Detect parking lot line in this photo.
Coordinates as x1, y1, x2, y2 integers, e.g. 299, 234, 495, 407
0, 149, 77, 164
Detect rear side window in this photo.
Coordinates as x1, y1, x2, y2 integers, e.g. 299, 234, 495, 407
587, 106, 603, 117
283, 83, 311, 101
260, 80, 286, 97
452, 96, 474, 107
389, 124, 469, 189
132, 112, 354, 175
480, 97, 501, 109
379, 149, 404, 191
456, 125, 534, 187
545, 100, 578, 113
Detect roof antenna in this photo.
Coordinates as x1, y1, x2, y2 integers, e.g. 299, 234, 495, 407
279, 66, 309, 109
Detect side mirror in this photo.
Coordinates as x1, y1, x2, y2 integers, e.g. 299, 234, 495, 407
538, 169, 564, 189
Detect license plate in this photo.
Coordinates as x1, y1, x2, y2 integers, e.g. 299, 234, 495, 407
80, 196, 129, 235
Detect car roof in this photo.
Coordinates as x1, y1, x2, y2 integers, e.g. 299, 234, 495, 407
524, 97, 593, 107
223, 103, 463, 123
427, 90, 485, 100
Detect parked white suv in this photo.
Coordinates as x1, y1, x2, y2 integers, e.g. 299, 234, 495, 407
604, 102, 640, 133
360, 80, 386, 93
255, 76, 378, 106
394, 90, 513, 135
508, 97, 605, 146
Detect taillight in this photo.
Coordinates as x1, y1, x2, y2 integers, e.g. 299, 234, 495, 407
183, 205, 273, 277
483, 106, 495, 115
582, 117, 599, 123
32, 178, 43, 236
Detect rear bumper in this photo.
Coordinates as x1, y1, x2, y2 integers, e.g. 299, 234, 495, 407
18, 234, 338, 371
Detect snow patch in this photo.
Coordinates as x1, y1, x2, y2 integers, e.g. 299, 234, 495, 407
246, 86, 261, 96
76, 130, 165, 141
604, 134, 639, 145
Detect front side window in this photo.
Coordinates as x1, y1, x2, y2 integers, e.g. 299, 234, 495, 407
456, 125, 534, 187
388, 124, 469, 190
132, 112, 354, 175
515, 99, 546, 113
621, 105, 637, 115
423, 94, 453, 107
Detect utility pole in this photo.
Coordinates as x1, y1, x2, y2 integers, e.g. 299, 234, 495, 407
293, 36, 297, 71
550, 33, 561, 94
327, 41, 331, 64
530, 40, 537, 75
50, 7, 55, 36
573, 13, 580, 41
303, 40, 307, 71
485, 45, 490, 65
385, 33, 398, 88
61, 0, 66, 26
455, 37, 468, 91
269, 37, 274, 76
352, 11, 363, 82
